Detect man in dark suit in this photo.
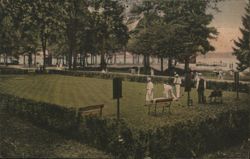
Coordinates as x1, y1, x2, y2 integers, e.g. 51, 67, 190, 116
196, 76, 206, 104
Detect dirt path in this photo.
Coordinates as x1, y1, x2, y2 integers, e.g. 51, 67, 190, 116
0, 109, 112, 158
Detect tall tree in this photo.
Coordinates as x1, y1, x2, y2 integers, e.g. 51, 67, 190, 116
129, 0, 218, 74
16, 0, 62, 69
89, 0, 128, 70
59, 0, 89, 70
176, 0, 218, 72
0, 1, 22, 65
129, 0, 160, 75
233, 0, 250, 71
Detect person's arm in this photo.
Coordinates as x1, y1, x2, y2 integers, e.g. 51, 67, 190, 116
204, 80, 206, 89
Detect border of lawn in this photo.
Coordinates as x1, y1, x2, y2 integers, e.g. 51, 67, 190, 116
1, 67, 249, 93
0, 92, 249, 159
48, 69, 250, 93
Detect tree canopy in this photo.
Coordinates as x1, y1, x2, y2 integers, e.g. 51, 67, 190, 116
233, 0, 250, 71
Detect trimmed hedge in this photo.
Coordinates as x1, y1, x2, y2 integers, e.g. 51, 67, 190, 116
48, 70, 250, 93
48, 69, 174, 84
0, 68, 249, 93
0, 93, 249, 158
0, 93, 78, 133
0, 67, 28, 74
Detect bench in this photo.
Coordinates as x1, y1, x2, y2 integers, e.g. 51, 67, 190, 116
77, 104, 104, 117
209, 90, 223, 104
145, 98, 173, 115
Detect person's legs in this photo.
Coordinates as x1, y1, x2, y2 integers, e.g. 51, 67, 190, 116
176, 85, 180, 98
201, 91, 205, 104
146, 91, 150, 102
150, 92, 154, 101
170, 90, 177, 100
165, 90, 169, 98
198, 90, 202, 103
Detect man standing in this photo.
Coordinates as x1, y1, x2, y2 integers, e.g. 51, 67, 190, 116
146, 77, 154, 103
173, 74, 182, 98
196, 76, 206, 104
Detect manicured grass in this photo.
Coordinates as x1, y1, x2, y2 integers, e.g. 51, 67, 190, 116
0, 74, 248, 130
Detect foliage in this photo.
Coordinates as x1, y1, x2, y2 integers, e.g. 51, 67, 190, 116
48, 70, 250, 93
0, 1, 22, 64
233, 0, 250, 71
128, 0, 219, 73
87, 0, 129, 70
0, 92, 249, 159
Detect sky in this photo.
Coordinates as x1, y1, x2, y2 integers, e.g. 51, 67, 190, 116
210, 0, 248, 53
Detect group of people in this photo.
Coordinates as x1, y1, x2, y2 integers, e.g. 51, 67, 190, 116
146, 73, 182, 103
146, 72, 207, 104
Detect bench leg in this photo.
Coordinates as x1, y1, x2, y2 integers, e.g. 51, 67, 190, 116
155, 104, 157, 116
100, 108, 103, 117
168, 102, 171, 114
148, 105, 150, 115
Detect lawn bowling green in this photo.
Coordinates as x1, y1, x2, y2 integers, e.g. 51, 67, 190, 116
0, 74, 248, 130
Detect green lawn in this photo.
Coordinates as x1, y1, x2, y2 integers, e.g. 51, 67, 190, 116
0, 74, 248, 130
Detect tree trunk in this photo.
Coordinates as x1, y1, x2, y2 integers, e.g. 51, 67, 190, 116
28, 52, 32, 68
4, 54, 8, 66
81, 53, 86, 69
161, 57, 164, 74
124, 49, 126, 64
42, 42, 46, 70
143, 55, 146, 74
168, 57, 173, 76
34, 53, 37, 66
143, 55, 150, 75
95, 55, 97, 65
23, 55, 26, 65
114, 54, 117, 64
73, 53, 77, 70
147, 55, 150, 74
184, 57, 190, 74
132, 54, 135, 64
100, 38, 106, 70
41, 29, 47, 70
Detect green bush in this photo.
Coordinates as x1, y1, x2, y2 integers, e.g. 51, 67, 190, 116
48, 70, 249, 93
0, 68, 28, 74
0, 92, 249, 159
146, 110, 249, 158
0, 93, 78, 133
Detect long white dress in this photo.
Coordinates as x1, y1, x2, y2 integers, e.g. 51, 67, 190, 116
174, 77, 182, 98
146, 81, 154, 102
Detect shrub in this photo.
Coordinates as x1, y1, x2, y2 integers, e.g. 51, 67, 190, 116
0, 92, 249, 158
48, 70, 250, 93
0, 67, 28, 74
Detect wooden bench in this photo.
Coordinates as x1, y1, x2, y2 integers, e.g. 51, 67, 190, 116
145, 98, 173, 115
209, 90, 223, 104
78, 104, 104, 117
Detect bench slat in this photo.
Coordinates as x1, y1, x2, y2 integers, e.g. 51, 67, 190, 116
78, 104, 104, 112
155, 98, 173, 103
